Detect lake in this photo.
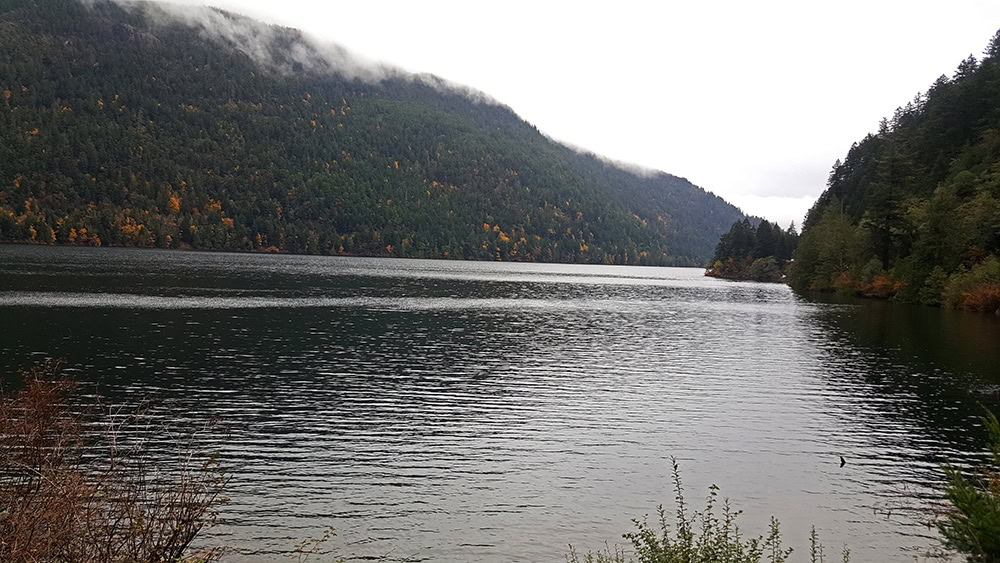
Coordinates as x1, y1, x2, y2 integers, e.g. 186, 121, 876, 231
2, 245, 999, 562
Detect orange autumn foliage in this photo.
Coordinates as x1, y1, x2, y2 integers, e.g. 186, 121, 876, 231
957, 283, 1000, 313
119, 218, 144, 238
203, 199, 222, 214
861, 275, 904, 299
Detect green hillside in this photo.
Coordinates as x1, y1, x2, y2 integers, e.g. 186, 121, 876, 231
0, 0, 745, 265
791, 30, 1000, 311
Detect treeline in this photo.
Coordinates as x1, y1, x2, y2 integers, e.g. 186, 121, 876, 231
0, 0, 745, 266
790, 30, 1000, 312
706, 219, 798, 282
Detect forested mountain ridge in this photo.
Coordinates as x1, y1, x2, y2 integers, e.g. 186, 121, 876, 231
791, 29, 1000, 311
0, 0, 745, 266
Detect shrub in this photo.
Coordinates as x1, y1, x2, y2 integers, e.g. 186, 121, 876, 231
943, 256, 1000, 312
955, 283, 1000, 314
829, 271, 856, 294
746, 257, 783, 283
918, 266, 949, 306
0, 362, 228, 562
567, 458, 848, 563
938, 411, 1000, 562
860, 275, 903, 299
857, 257, 885, 287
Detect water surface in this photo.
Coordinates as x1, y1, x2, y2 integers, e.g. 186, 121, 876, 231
2, 245, 999, 562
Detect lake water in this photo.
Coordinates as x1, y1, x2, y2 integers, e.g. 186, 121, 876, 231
2, 245, 999, 562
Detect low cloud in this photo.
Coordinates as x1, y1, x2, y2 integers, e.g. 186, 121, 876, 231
121, 0, 396, 81
101, 0, 504, 106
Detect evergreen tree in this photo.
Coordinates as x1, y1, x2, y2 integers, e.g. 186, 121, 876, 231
0, 0, 746, 266
792, 27, 1000, 311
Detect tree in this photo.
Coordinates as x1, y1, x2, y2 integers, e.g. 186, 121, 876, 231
0, 0, 746, 266
938, 411, 1000, 561
708, 219, 798, 281
754, 220, 777, 259
792, 28, 1000, 308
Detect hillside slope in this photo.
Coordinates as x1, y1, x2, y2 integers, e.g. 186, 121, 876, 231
791, 29, 1000, 310
0, 0, 745, 265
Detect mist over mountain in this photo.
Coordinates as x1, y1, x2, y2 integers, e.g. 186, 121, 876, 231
0, 0, 746, 265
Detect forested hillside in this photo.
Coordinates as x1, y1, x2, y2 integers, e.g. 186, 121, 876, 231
706, 219, 798, 282
791, 30, 1000, 311
0, 0, 745, 265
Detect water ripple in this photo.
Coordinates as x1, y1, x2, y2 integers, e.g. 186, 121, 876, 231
2, 246, 1000, 562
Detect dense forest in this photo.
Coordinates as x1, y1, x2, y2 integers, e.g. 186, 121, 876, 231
706, 219, 798, 282
791, 30, 1000, 311
0, 0, 745, 266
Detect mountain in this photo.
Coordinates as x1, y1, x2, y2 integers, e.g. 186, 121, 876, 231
0, 0, 745, 266
790, 29, 1000, 311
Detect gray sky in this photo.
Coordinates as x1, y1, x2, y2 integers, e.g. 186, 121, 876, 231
153, 0, 1000, 228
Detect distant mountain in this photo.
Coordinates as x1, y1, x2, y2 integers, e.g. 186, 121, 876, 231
0, 0, 745, 266
791, 29, 1000, 310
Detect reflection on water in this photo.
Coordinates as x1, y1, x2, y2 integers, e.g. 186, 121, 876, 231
2, 246, 999, 562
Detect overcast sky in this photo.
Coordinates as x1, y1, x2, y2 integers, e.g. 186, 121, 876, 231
152, 0, 1000, 228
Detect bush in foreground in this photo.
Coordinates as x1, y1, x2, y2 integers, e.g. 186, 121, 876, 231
0, 362, 227, 562
938, 410, 1000, 562
567, 458, 848, 563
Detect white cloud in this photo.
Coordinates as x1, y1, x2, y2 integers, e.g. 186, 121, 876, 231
725, 194, 817, 231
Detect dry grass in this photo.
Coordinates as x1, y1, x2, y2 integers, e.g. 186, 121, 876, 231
0, 361, 228, 562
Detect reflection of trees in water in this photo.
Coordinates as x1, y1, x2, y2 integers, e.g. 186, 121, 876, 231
786, 294, 1000, 559
799, 292, 1000, 460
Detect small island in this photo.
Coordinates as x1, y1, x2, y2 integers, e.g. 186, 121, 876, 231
705, 219, 799, 282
